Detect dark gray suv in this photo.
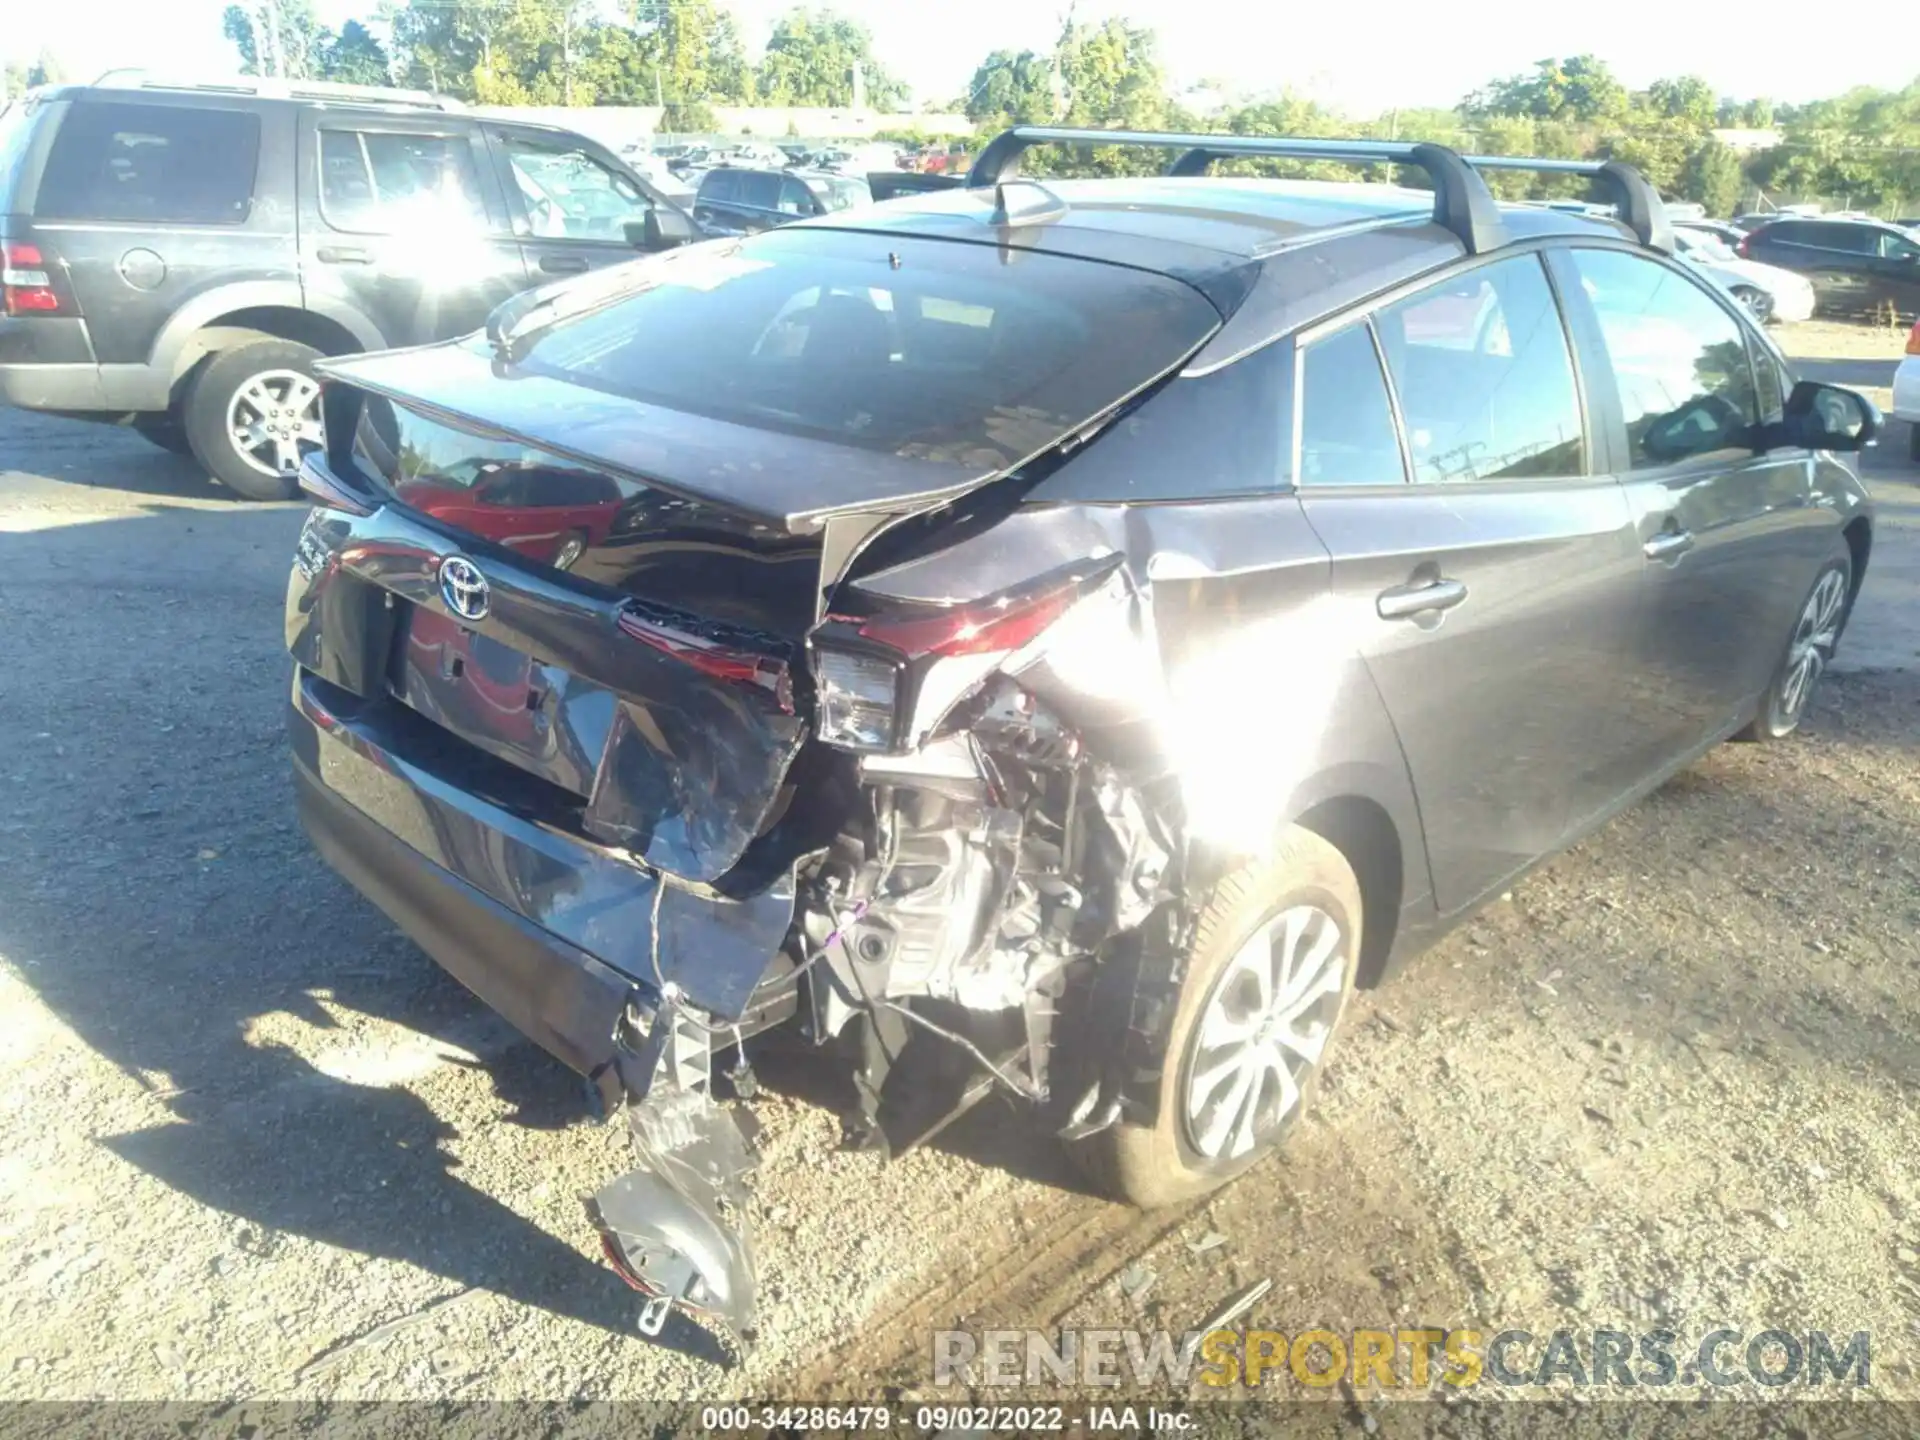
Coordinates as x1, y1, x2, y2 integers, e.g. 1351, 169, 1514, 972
285, 126, 1877, 1343
0, 75, 694, 499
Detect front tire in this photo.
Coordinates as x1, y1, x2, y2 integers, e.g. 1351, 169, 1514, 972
183, 339, 325, 501
1737, 551, 1852, 742
1069, 826, 1361, 1209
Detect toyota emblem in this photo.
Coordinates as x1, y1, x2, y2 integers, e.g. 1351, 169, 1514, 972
438, 555, 491, 622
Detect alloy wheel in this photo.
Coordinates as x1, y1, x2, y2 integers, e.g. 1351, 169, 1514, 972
1181, 904, 1348, 1162
226, 369, 323, 479
1735, 287, 1774, 323
1773, 567, 1849, 732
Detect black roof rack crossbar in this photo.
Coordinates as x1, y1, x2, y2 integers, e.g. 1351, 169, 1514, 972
967, 126, 1505, 253
1459, 155, 1673, 252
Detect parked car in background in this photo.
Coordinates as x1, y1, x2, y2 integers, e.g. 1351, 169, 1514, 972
691, 165, 871, 235
0, 74, 695, 498
1740, 217, 1920, 321
1676, 219, 1747, 248
288, 125, 1876, 1343
1671, 227, 1815, 322
1894, 319, 1920, 461
618, 146, 695, 205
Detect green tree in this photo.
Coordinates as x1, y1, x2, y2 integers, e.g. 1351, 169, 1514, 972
1678, 138, 1744, 214
1645, 75, 1718, 129
319, 20, 391, 85
757, 9, 904, 110
964, 48, 1054, 126
223, 0, 325, 78
1467, 54, 1627, 125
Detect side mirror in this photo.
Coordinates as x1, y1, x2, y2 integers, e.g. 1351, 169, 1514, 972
1784, 379, 1880, 451
628, 206, 696, 251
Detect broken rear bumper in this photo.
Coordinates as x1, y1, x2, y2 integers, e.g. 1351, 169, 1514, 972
290, 668, 795, 1058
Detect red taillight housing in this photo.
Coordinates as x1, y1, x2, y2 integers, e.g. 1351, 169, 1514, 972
617, 607, 794, 711
1, 242, 62, 316
809, 572, 1098, 753
1736, 234, 1752, 258
1906, 320, 1920, 357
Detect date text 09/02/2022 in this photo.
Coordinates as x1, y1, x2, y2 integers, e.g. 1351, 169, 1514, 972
698, 1405, 1195, 1431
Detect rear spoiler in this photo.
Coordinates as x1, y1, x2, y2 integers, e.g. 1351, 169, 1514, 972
317, 341, 995, 536
966, 125, 1674, 255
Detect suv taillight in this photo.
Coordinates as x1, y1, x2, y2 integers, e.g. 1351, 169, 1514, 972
1736, 233, 1752, 258
1, 242, 62, 316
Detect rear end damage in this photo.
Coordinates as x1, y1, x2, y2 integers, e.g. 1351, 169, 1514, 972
287, 225, 1228, 1345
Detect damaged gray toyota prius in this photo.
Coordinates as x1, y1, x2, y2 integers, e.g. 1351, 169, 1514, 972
286, 126, 1877, 1346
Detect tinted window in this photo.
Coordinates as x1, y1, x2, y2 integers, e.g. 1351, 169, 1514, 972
1808, 223, 1873, 253
514, 227, 1219, 466
36, 101, 258, 224
502, 136, 649, 240
1374, 255, 1584, 483
1571, 249, 1758, 468
777, 176, 813, 216
1877, 229, 1920, 261
320, 129, 487, 234
1297, 323, 1405, 486
738, 172, 783, 210
697, 170, 738, 204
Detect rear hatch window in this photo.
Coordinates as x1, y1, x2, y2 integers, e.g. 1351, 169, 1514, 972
508, 226, 1221, 472
33, 100, 260, 224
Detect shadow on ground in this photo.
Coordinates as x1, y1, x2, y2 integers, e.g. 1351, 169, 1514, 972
0, 501, 733, 1361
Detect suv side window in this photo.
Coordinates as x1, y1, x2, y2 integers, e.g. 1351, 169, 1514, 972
36, 101, 260, 224
697, 170, 738, 205
1297, 323, 1406, 486
778, 175, 815, 216
1878, 229, 1920, 261
739, 171, 784, 212
320, 129, 487, 234
501, 135, 651, 241
1808, 222, 1873, 253
1571, 248, 1759, 468
1373, 254, 1585, 483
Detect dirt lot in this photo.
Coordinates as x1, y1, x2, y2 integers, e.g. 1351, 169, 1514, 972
0, 319, 1916, 1417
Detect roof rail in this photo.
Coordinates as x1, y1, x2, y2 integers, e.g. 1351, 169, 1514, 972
90, 68, 463, 112
967, 126, 1504, 253
1460, 155, 1672, 252
967, 126, 1676, 256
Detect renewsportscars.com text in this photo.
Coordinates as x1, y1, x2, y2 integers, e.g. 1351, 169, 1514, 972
932, 1327, 1872, 1391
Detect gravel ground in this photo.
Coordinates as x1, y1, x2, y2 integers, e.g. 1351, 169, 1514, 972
0, 320, 1916, 1415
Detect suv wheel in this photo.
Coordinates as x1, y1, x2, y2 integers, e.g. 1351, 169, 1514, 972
1737, 549, 1852, 742
183, 339, 325, 501
1068, 826, 1361, 1208
1730, 286, 1773, 323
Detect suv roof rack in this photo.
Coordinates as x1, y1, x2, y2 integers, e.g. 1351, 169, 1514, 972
90, 68, 465, 112
966, 126, 1673, 256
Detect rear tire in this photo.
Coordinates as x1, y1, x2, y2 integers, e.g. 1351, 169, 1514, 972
1730, 286, 1773, 324
1068, 826, 1361, 1209
183, 339, 325, 501
1736, 548, 1852, 742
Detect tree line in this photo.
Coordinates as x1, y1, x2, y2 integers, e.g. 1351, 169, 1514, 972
6, 2, 1916, 213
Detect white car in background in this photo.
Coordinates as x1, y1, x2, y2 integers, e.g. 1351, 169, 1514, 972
1672, 226, 1816, 323
1893, 319, 1920, 462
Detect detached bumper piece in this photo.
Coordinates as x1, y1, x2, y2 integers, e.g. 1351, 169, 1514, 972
587, 994, 760, 1349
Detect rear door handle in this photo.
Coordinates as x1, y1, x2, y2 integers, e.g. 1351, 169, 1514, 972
1377, 578, 1468, 620
1643, 529, 1696, 562
539, 254, 589, 274
315, 246, 371, 264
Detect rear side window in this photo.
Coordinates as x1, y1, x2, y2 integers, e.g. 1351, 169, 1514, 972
1806, 223, 1873, 253
1296, 323, 1405, 486
319, 129, 488, 234
1374, 254, 1584, 482
35, 101, 259, 224
737, 172, 783, 210
698, 170, 738, 204
1571, 248, 1759, 467
512, 227, 1220, 468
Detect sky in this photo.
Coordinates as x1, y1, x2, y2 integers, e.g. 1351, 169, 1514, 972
7, 0, 1917, 118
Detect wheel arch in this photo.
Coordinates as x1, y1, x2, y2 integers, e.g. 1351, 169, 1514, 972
1842, 514, 1872, 612
150, 285, 385, 407
1291, 791, 1407, 991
